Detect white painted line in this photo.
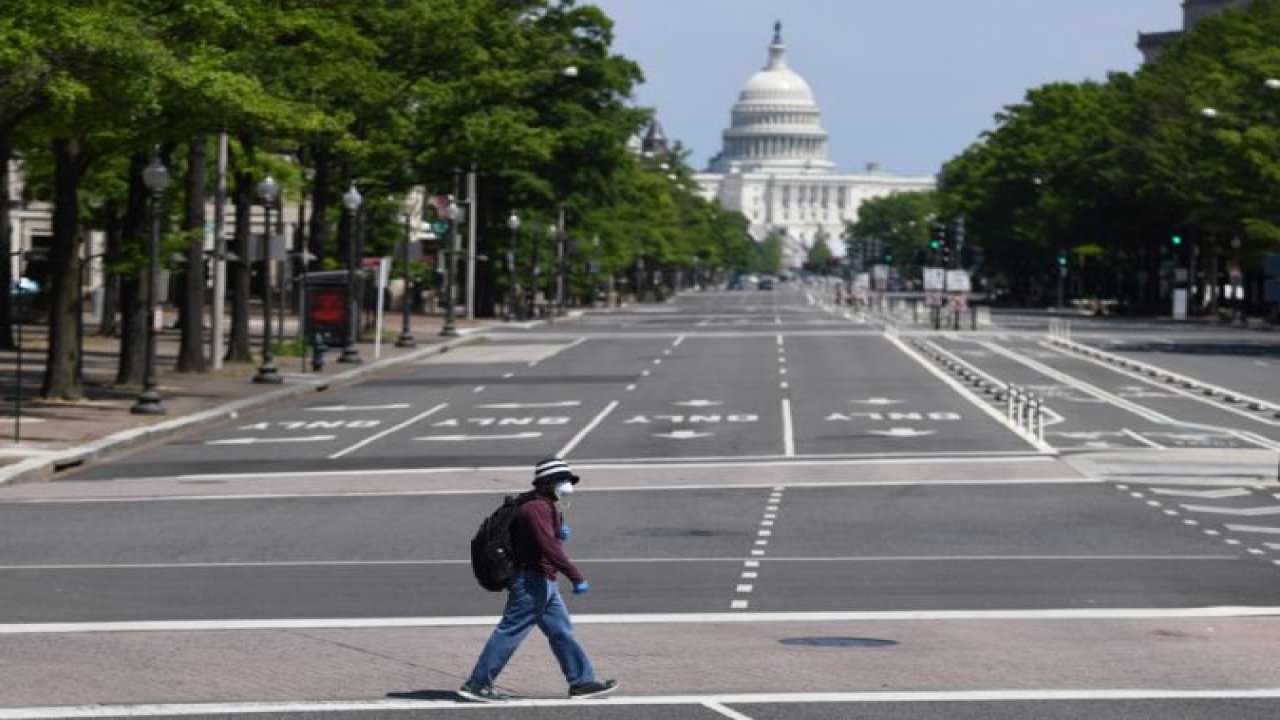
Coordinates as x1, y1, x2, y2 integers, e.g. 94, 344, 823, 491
503, 372, 515, 379
4, 607, 1278, 636
1152, 487, 1252, 500
777, 334, 784, 346
758, 530, 773, 537
754, 539, 769, 546
781, 398, 795, 457
890, 335, 1054, 454
477, 401, 582, 410
558, 400, 620, 458
673, 335, 685, 347
1226, 524, 1280, 535
626, 384, 637, 391
642, 370, 651, 377
307, 404, 410, 412
417, 432, 543, 442
207, 435, 336, 446
762, 520, 775, 526
736, 584, 754, 593
704, 700, 755, 720
744, 561, 760, 568
741, 572, 758, 579
1183, 504, 1280, 517
751, 549, 765, 556
730, 600, 749, 610
328, 403, 447, 459
1121, 429, 1163, 449
472, 386, 485, 393
780, 381, 789, 389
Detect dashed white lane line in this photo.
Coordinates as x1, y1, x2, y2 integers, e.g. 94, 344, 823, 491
734, 486, 787, 610
705, 700, 755, 720
472, 386, 485, 393
503, 372, 515, 379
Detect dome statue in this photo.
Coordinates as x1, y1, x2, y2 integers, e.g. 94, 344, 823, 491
707, 22, 834, 174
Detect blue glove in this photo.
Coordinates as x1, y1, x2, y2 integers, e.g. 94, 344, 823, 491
572, 581, 590, 595
559, 524, 571, 541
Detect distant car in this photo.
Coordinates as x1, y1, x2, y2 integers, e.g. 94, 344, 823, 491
758, 277, 774, 291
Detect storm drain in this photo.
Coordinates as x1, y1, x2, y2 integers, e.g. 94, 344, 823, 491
779, 637, 900, 648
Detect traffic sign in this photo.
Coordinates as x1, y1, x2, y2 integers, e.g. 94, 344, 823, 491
430, 221, 451, 234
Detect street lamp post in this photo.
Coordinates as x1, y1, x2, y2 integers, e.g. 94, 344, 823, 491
252, 174, 282, 384
440, 198, 463, 337
131, 155, 170, 414
340, 183, 364, 363
396, 195, 418, 348
506, 212, 520, 321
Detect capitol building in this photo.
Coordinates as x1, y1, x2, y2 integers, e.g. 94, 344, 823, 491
693, 23, 934, 267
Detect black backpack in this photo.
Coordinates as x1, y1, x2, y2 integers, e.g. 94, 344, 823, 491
471, 491, 535, 592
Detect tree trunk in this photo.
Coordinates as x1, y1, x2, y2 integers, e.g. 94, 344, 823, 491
0, 134, 15, 350
40, 138, 84, 400
226, 141, 253, 362
115, 152, 148, 386
308, 144, 331, 268
176, 136, 207, 372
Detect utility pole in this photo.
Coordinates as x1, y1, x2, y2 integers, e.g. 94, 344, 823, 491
210, 133, 227, 369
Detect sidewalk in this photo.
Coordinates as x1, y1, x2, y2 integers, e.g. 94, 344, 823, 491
0, 309, 512, 486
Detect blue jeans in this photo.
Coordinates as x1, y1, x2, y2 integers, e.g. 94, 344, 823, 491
467, 569, 595, 688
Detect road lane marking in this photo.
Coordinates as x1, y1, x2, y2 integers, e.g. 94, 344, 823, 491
417, 432, 543, 442
781, 399, 795, 457
9, 689, 1280, 718
1151, 488, 1253, 500
558, 400, 620, 457
0, 555, 1237, 572
1226, 524, 1280, 535
206, 436, 336, 446
327, 403, 448, 459
477, 401, 582, 409
1121, 429, 1164, 449
889, 335, 1053, 453
306, 404, 410, 412
2, 605, 1275, 636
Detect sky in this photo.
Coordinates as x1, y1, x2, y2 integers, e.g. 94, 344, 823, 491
587, 0, 1183, 177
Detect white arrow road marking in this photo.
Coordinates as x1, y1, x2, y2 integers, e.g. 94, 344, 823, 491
1181, 504, 1280, 517
476, 401, 581, 409
208, 435, 336, 446
307, 404, 410, 412
855, 398, 901, 406
1225, 524, 1280, 535
654, 430, 714, 440
676, 400, 723, 408
1151, 488, 1253, 500
868, 428, 936, 438
417, 432, 543, 442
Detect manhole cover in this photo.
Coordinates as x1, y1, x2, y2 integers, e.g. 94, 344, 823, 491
779, 637, 899, 648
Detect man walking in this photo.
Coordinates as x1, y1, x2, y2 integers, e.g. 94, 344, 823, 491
459, 457, 619, 703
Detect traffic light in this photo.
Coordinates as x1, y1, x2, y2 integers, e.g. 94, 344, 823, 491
929, 222, 947, 251
1056, 249, 1068, 267
1171, 234, 1183, 247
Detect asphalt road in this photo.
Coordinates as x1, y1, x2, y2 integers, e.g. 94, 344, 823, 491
2, 285, 1278, 719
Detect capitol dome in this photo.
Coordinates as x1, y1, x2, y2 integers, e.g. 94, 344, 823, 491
708, 22, 835, 174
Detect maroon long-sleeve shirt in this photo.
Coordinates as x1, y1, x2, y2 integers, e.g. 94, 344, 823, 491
512, 495, 585, 584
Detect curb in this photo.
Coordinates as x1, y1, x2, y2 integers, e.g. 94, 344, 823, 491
0, 327, 500, 487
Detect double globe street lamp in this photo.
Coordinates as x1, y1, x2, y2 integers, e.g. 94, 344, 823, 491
131, 154, 170, 414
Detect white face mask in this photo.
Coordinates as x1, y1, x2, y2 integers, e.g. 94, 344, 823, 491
555, 481, 574, 510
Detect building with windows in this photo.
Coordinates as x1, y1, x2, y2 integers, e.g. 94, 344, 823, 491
693, 22, 933, 268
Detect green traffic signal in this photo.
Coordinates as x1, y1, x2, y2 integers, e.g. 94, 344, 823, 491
1056, 253, 1067, 267
929, 240, 940, 250
1172, 234, 1183, 246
